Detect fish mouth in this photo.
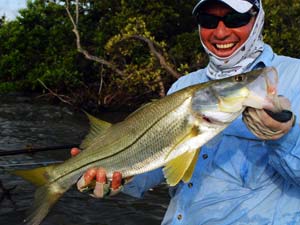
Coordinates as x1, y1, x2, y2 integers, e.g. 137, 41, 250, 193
198, 67, 279, 122
243, 67, 279, 110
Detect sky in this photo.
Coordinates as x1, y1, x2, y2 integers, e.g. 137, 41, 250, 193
0, 0, 27, 20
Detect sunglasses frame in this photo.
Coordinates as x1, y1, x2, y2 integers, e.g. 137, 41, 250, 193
196, 10, 257, 29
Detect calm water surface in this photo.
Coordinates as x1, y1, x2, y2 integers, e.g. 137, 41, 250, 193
0, 94, 169, 225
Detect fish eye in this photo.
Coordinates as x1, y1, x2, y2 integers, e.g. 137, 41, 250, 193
233, 75, 246, 82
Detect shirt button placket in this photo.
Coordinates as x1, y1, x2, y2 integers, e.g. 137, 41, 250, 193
202, 153, 208, 160
177, 214, 183, 221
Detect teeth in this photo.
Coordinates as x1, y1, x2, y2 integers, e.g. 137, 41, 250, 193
216, 43, 235, 49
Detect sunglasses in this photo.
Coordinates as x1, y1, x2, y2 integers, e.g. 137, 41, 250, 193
196, 11, 256, 29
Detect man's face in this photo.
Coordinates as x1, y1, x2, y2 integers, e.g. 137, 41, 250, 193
199, 2, 256, 58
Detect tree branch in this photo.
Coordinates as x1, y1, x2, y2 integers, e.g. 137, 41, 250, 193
65, 0, 125, 76
38, 79, 73, 105
131, 35, 181, 79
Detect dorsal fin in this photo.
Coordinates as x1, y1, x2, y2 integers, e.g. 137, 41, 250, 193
80, 111, 112, 149
163, 149, 199, 186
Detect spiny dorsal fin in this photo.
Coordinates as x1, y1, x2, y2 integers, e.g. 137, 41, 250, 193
163, 149, 199, 186
80, 111, 112, 149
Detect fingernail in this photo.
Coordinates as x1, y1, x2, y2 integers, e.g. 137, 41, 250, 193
71, 147, 81, 157
111, 171, 122, 190
84, 168, 97, 183
96, 168, 107, 184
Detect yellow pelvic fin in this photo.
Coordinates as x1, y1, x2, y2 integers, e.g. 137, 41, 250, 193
80, 111, 112, 149
182, 149, 200, 183
12, 165, 54, 186
163, 149, 199, 186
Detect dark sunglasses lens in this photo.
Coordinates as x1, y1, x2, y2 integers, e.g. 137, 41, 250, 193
196, 14, 219, 29
225, 13, 252, 28
196, 13, 252, 29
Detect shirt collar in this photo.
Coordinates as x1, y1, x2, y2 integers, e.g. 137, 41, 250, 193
249, 44, 275, 70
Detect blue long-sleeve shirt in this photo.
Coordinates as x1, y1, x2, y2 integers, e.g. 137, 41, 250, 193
123, 44, 300, 225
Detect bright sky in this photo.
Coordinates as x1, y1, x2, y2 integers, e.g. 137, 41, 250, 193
0, 0, 27, 20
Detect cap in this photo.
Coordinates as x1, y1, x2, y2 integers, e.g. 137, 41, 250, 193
192, 0, 260, 15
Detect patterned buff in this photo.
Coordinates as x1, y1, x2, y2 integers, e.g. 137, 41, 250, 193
202, 0, 265, 79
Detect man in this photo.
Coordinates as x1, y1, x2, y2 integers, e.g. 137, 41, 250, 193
72, 0, 300, 224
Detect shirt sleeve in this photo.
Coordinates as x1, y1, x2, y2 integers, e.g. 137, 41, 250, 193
122, 168, 165, 198
265, 58, 300, 186
266, 115, 300, 186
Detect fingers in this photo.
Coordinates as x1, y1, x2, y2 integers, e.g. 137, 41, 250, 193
77, 167, 97, 192
277, 96, 291, 110
91, 170, 123, 198
243, 108, 282, 139
71, 147, 124, 197
76, 167, 124, 198
243, 95, 294, 140
109, 172, 123, 196
243, 107, 294, 140
71, 147, 81, 157
111, 172, 122, 190
71, 147, 125, 198
93, 168, 110, 198
264, 96, 291, 112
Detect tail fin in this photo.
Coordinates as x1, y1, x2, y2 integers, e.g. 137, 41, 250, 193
24, 185, 63, 225
12, 165, 55, 186
12, 165, 64, 225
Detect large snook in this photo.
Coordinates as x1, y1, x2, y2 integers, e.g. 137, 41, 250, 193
14, 67, 278, 225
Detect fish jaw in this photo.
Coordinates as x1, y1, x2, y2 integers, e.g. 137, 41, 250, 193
243, 67, 279, 110
191, 67, 279, 124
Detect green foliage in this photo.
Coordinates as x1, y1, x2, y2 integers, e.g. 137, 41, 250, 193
0, 0, 86, 92
0, 0, 202, 108
263, 0, 300, 57
0, 0, 299, 109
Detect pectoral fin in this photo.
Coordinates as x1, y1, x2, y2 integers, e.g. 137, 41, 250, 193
163, 149, 199, 186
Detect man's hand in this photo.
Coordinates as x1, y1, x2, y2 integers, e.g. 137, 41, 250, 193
243, 96, 295, 140
70, 147, 131, 198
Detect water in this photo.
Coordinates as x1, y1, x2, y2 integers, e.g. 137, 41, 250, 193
0, 93, 169, 225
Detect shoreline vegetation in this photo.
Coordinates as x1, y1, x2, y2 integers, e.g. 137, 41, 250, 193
0, 0, 299, 112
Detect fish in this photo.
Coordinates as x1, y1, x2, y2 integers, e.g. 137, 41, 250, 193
13, 67, 279, 225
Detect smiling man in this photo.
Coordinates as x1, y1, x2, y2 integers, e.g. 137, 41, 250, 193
194, 0, 263, 78
73, 0, 300, 224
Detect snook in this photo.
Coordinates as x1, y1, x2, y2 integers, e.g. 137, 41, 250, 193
14, 67, 278, 225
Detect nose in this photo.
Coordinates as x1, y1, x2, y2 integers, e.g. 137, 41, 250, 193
213, 21, 231, 40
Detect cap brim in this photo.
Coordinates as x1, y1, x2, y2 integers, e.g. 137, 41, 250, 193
192, 0, 253, 15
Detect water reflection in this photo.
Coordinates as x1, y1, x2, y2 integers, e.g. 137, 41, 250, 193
0, 93, 169, 225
